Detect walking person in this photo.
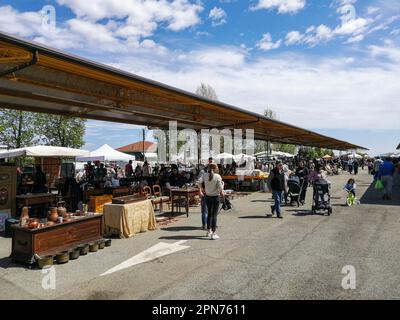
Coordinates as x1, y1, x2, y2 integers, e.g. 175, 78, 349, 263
353, 159, 359, 175
348, 159, 353, 174
295, 161, 309, 205
267, 162, 286, 219
198, 163, 224, 240
198, 165, 208, 230
377, 157, 395, 200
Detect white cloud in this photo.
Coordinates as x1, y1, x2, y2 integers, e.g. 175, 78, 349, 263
0, 5, 44, 37
256, 33, 282, 51
285, 31, 304, 45
367, 6, 380, 15
113, 47, 400, 134
370, 41, 400, 63
250, 0, 306, 14
334, 17, 371, 36
187, 47, 246, 67
56, 0, 203, 32
284, 24, 333, 47
346, 34, 364, 43
209, 7, 227, 26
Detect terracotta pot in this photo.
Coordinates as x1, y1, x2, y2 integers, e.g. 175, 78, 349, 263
56, 251, 69, 264
48, 207, 59, 222
37, 255, 54, 269
89, 243, 99, 252
28, 219, 39, 229
20, 207, 30, 227
79, 244, 89, 255
69, 249, 80, 260
98, 240, 105, 249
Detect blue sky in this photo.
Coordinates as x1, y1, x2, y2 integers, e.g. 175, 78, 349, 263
1, 0, 400, 155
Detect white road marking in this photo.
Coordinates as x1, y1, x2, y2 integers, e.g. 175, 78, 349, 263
100, 240, 190, 276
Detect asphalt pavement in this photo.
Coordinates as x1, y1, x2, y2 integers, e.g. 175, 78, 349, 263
1, 169, 399, 300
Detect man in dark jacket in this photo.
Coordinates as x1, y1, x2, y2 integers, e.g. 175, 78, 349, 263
267, 162, 286, 219
295, 161, 309, 205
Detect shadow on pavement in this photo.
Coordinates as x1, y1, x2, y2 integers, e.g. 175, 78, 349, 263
161, 226, 202, 232
0, 257, 28, 270
158, 235, 209, 241
251, 200, 273, 203
360, 182, 400, 206
238, 215, 269, 219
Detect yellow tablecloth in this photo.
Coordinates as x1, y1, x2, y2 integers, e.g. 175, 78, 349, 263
103, 199, 157, 238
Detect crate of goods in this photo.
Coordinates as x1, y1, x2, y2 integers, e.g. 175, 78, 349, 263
89, 195, 113, 213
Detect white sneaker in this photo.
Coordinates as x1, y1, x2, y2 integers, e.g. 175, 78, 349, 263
206, 230, 212, 238
211, 233, 220, 240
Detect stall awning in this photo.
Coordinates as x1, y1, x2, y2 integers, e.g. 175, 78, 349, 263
0, 32, 367, 151
76, 144, 135, 162
0, 145, 89, 158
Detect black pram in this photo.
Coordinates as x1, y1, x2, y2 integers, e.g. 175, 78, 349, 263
311, 179, 332, 215
288, 178, 303, 207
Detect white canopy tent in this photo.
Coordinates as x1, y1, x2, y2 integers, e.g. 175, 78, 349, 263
0, 145, 89, 158
254, 151, 295, 158
215, 153, 234, 160
76, 144, 136, 162
347, 153, 362, 159
144, 152, 158, 162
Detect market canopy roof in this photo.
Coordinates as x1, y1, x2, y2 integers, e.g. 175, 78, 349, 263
0, 32, 367, 151
76, 144, 135, 162
0, 145, 89, 158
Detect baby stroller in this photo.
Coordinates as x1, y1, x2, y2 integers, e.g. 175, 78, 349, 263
288, 179, 303, 207
312, 179, 332, 215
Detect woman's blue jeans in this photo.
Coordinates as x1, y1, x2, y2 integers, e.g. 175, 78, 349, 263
201, 196, 208, 226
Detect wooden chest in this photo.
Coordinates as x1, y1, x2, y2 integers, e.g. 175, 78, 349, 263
89, 194, 113, 213
10, 214, 103, 265
112, 195, 147, 204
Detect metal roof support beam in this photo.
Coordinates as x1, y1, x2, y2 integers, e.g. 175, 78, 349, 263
0, 50, 37, 77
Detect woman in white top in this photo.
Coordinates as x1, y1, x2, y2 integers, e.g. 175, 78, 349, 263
198, 163, 224, 240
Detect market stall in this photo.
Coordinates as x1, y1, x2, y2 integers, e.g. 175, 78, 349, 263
0, 146, 90, 217
76, 144, 139, 212
103, 198, 156, 238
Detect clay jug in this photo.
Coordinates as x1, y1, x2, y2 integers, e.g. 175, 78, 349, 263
20, 207, 30, 227
57, 206, 67, 217
48, 207, 59, 222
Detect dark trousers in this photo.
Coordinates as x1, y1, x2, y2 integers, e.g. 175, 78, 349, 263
300, 179, 308, 202
206, 195, 219, 232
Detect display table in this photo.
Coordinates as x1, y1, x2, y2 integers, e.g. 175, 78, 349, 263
10, 214, 103, 265
170, 188, 199, 217
103, 199, 156, 238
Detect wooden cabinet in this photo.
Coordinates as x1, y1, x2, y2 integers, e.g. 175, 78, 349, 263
0, 165, 17, 217
10, 214, 103, 265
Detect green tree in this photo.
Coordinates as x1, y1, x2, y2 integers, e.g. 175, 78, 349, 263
36, 114, 86, 148
0, 109, 38, 148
